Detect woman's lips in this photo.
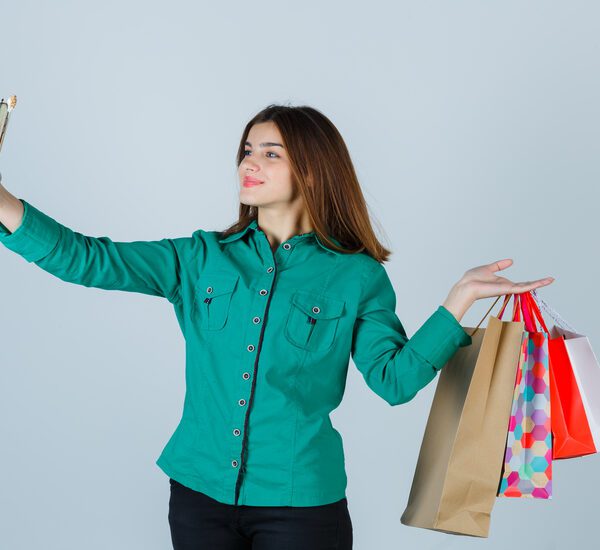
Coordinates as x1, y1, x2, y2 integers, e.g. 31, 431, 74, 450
243, 179, 264, 187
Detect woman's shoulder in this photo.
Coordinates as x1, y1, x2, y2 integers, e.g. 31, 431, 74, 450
338, 248, 384, 274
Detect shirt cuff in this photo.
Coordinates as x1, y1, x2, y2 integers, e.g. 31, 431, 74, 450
404, 305, 473, 371
0, 199, 62, 263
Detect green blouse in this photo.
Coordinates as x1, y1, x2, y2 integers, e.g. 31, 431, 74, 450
0, 199, 472, 506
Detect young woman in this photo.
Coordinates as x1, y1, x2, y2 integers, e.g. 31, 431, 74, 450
0, 104, 554, 549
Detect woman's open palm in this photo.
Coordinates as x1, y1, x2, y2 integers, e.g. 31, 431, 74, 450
459, 258, 555, 302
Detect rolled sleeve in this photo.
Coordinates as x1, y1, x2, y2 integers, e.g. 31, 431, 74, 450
405, 305, 472, 371
0, 199, 61, 262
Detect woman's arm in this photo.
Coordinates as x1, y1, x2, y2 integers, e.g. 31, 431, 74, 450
351, 262, 473, 407
0, 183, 186, 304
350, 258, 555, 406
0, 183, 25, 233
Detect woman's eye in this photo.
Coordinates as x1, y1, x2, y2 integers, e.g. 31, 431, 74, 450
243, 150, 278, 158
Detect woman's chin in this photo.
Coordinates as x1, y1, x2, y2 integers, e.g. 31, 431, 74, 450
239, 197, 265, 207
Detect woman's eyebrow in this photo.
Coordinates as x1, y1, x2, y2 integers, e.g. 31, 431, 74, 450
245, 141, 284, 148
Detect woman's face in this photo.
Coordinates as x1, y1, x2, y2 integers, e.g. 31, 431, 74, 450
238, 121, 298, 208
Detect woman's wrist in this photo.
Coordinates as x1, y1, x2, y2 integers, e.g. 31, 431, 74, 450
0, 184, 25, 233
442, 283, 474, 323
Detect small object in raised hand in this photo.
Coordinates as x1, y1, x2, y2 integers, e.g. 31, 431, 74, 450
0, 94, 17, 154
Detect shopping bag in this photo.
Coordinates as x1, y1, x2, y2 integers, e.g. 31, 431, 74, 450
497, 291, 552, 499
531, 289, 600, 458
400, 294, 524, 537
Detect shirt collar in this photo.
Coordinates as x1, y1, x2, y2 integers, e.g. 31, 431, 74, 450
218, 218, 344, 255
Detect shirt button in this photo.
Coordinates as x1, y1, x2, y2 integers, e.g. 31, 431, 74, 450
259, 289, 268, 296
233, 429, 241, 436
239, 399, 246, 406
232, 460, 239, 468
267, 266, 274, 273
206, 286, 213, 293
247, 344, 255, 352
312, 306, 320, 314
242, 372, 250, 380
283, 243, 292, 250
252, 316, 261, 324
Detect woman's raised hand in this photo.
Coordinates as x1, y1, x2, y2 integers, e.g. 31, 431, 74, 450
442, 259, 555, 322
457, 259, 554, 302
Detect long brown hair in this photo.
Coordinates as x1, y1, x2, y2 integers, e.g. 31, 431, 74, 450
220, 104, 392, 263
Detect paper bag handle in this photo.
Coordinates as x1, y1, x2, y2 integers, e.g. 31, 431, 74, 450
519, 293, 538, 332
497, 293, 524, 323
522, 291, 550, 333
468, 293, 514, 338
530, 289, 579, 333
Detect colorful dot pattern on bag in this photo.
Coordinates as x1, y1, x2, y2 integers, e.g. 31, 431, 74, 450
498, 331, 552, 499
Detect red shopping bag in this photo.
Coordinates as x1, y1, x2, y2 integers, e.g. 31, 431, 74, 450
530, 290, 598, 459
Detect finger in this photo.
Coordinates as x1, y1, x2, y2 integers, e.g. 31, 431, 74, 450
512, 278, 554, 291
490, 259, 513, 272
530, 277, 555, 285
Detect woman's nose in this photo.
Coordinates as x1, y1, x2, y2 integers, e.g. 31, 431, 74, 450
242, 158, 261, 172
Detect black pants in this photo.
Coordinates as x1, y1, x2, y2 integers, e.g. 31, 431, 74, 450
168, 478, 353, 549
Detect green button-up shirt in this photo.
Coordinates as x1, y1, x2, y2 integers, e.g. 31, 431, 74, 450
0, 199, 472, 506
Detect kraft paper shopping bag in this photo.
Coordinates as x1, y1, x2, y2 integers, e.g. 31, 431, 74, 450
400, 295, 524, 538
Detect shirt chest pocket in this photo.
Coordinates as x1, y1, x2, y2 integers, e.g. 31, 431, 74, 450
284, 291, 346, 352
193, 273, 239, 330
